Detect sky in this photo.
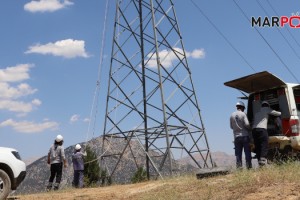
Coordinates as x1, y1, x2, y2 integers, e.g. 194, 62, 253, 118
1, 0, 300, 161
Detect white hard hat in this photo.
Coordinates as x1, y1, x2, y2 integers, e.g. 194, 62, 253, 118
262, 101, 269, 106
75, 144, 81, 150
236, 101, 245, 108
55, 134, 63, 142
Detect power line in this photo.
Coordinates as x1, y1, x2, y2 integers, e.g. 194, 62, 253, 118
189, 0, 256, 72
266, 0, 300, 50
255, 0, 300, 61
86, 0, 110, 143
233, 0, 300, 83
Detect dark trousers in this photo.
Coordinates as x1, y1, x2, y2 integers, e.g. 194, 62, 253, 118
234, 136, 252, 169
73, 170, 84, 188
49, 163, 63, 184
252, 128, 268, 161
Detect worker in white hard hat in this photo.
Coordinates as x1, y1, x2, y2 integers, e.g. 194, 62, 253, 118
252, 101, 281, 166
230, 101, 252, 169
72, 144, 87, 188
46, 134, 68, 191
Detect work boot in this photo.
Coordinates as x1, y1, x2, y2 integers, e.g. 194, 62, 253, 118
246, 162, 252, 169
53, 183, 60, 190
258, 157, 267, 167
46, 182, 52, 192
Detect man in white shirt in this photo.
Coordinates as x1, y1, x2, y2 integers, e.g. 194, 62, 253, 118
252, 101, 281, 166
230, 101, 252, 169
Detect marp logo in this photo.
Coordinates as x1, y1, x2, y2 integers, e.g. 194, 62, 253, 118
251, 12, 300, 28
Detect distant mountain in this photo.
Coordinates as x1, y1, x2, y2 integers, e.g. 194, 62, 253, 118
23, 157, 39, 166
210, 151, 235, 167
177, 151, 235, 168
17, 135, 238, 195
16, 136, 196, 195
178, 151, 261, 170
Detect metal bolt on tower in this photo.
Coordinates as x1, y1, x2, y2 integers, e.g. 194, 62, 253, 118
101, 0, 214, 181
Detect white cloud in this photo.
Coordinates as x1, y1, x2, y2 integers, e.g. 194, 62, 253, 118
32, 99, 42, 106
83, 118, 90, 123
25, 39, 90, 59
0, 119, 59, 133
70, 114, 80, 123
0, 83, 37, 99
24, 0, 73, 13
0, 64, 33, 83
146, 48, 205, 69
0, 99, 41, 113
0, 64, 40, 115
187, 49, 205, 59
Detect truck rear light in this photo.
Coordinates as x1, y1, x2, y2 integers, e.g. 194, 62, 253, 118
290, 119, 300, 136
254, 94, 260, 101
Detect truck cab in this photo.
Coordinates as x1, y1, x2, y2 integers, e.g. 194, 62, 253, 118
224, 71, 300, 161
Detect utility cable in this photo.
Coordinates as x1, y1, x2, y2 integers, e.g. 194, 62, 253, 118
266, 0, 300, 50
255, 0, 300, 61
189, 0, 256, 72
233, 0, 299, 83
85, 0, 110, 144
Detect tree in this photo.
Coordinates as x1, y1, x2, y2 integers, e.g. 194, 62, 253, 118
84, 146, 101, 186
131, 167, 147, 183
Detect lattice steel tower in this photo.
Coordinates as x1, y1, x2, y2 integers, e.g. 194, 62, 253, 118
101, 0, 213, 181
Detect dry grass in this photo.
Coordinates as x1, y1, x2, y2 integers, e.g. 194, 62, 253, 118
16, 162, 300, 200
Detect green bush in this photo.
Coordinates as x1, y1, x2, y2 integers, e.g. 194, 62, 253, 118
84, 146, 101, 186
131, 167, 147, 183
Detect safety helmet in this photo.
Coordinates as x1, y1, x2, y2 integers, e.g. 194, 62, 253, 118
75, 144, 81, 150
236, 101, 245, 108
55, 134, 63, 142
262, 101, 270, 107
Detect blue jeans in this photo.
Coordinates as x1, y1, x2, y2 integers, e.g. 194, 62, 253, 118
234, 136, 252, 169
73, 170, 84, 188
252, 128, 268, 162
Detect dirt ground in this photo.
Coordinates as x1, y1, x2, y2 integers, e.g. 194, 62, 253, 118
14, 174, 300, 200
242, 183, 300, 200
15, 182, 165, 200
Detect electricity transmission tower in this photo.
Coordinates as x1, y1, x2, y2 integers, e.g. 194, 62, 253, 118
101, 0, 213, 181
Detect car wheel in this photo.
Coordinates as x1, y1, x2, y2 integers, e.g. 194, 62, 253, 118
0, 169, 11, 200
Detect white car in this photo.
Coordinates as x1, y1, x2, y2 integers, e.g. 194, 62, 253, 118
0, 147, 26, 199
225, 71, 300, 161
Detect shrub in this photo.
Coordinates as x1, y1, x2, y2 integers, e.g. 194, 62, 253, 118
131, 167, 147, 183
84, 146, 101, 186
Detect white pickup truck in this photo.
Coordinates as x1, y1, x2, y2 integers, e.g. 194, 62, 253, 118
0, 147, 26, 199
225, 71, 300, 161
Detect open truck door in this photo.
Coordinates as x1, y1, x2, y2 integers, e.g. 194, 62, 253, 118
224, 71, 300, 162
224, 71, 285, 93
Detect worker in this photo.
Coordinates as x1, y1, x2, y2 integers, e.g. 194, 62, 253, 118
230, 101, 252, 169
72, 144, 87, 188
252, 101, 281, 166
46, 134, 68, 191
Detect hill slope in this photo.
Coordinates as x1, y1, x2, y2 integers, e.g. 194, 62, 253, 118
17, 136, 199, 194
17, 135, 235, 195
